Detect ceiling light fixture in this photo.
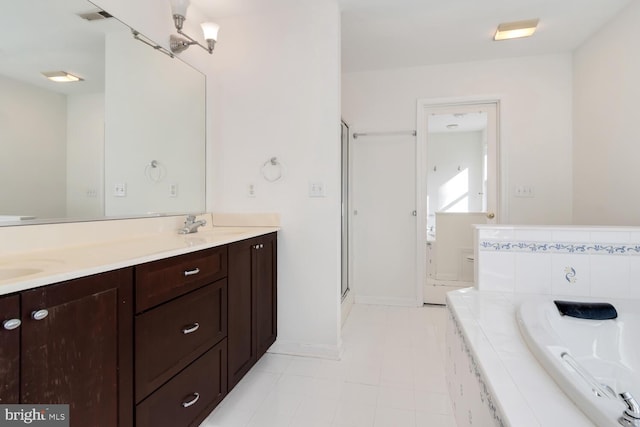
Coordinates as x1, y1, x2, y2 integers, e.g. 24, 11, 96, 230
493, 19, 539, 41
42, 71, 84, 83
169, 0, 219, 54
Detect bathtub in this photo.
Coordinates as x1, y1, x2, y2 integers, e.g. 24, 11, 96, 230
517, 298, 640, 427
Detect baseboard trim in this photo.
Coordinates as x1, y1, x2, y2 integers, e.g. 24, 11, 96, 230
268, 339, 342, 360
354, 295, 420, 307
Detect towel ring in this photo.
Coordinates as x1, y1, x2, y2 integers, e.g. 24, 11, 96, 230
145, 160, 166, 183
261, 157, 283, 182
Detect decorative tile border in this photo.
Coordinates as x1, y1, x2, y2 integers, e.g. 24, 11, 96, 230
479, 240, 640, 255
447, 305, 506, 427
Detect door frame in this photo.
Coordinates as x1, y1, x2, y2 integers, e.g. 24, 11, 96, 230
415, 96, 505, 305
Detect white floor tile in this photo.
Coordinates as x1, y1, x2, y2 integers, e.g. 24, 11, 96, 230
199, 304, 456, 427
332, 401, 376, 427
377, 385, 415, 411
373, 407, 416, 427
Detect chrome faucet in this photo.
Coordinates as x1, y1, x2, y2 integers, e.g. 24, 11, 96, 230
179, 215, 206, 234
619, 392, 640, 427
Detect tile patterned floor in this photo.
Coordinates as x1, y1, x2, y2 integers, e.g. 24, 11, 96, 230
200, 304, 457, 427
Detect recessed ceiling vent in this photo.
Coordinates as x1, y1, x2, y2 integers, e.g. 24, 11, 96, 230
77, 9, 113, 21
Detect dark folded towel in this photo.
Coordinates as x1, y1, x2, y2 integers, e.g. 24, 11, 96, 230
553, 300, 618, 320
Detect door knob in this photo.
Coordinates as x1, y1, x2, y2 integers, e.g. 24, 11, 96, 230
486, 212, 495, 219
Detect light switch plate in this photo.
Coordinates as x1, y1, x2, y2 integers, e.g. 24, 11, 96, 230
113, 183, 126, 197
309, 181, 325, 198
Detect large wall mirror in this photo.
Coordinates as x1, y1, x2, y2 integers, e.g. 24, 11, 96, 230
0, 0, 206, 226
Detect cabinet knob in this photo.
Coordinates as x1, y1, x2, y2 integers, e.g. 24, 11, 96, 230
181, 323, 200, 335
181, 392, 200, 408
183, 268, 200, 277
2, 318, 21, 330
31, 309, 49, 321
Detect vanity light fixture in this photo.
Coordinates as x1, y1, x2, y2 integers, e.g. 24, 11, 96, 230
493, 19, 539, 41
42, 71, 84, 82
169, 0, 219, 54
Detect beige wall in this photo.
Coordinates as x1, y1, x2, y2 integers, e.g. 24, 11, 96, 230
0, 75, 67, 219
573, 0, 640, 225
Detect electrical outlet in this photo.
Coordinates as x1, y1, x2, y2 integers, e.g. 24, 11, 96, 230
169, 183, 178, 198
248, 184, 256, 198
113, 183, 126, 197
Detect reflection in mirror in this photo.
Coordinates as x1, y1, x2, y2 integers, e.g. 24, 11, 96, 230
426, 111, 488, 239
0, 0, 206, 226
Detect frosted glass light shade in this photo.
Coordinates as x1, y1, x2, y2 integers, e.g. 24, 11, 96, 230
493, 19, 539, 41
201, 22, 220, 41
170, 0, 190, 17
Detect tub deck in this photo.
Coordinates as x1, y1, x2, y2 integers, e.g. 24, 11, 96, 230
446, 288, 595, 426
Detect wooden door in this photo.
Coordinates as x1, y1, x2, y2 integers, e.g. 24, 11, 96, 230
0, 294, 20, 403
20, 269, 133, 427
227, 239, 256, 390
255, 234, 277, 358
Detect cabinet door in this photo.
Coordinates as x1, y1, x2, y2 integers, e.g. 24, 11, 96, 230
255, 233, 277, 358
20, 269, 133, 427
227, 239, 256, 390
0, 294, 20, 403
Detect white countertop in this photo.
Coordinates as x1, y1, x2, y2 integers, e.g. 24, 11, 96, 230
447, 288, 595, 427
0, 226, 278, 296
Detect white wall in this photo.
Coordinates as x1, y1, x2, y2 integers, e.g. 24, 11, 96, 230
573, 0, 640, 226
208, 1, 343, 357
0, 75, 67, 219
343, 54, 574, 226
95, 0, 343, 358
104, 31, 206, 217
343, 54, 573, 303
427, 131, 484, 217
66, 93, 104, 218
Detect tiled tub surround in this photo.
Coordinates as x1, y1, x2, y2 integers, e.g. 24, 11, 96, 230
446, 225, 640, 427
0, 212, 279, 295
475, 225, 640, 297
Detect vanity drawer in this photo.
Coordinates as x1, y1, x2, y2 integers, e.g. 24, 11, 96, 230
135, 246, 227, 312
136, 339, 227, 427
135, 279, 227, 402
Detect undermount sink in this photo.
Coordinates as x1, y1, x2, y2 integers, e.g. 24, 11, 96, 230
0, 267, 43, 281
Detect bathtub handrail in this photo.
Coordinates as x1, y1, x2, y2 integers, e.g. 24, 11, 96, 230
561, 352, 616, 399
619, 392, 640, 427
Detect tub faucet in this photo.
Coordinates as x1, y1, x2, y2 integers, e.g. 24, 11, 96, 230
619, 392, 640, 427
179, 215, 206, 234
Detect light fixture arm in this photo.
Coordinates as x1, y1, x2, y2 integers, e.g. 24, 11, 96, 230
171, 29, 215, 54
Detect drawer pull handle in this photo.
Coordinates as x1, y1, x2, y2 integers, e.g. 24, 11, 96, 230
181, 392, 200, 408
184, 268, 200, 277
31, 310, 49, 321
2, 319, 21, 330
182, 323, 200, 335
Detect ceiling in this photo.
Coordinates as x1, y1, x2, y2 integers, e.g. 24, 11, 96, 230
194, 0, 632, 73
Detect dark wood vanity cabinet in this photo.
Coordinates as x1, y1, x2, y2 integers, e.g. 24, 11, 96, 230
134, 246, 228, 427
0, 269, 134, 427
0, 231, 277, 427
228, 233, 277, 390
0, 294, 20, 403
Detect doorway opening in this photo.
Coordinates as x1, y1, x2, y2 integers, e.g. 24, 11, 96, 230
416, 99, 501, 304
